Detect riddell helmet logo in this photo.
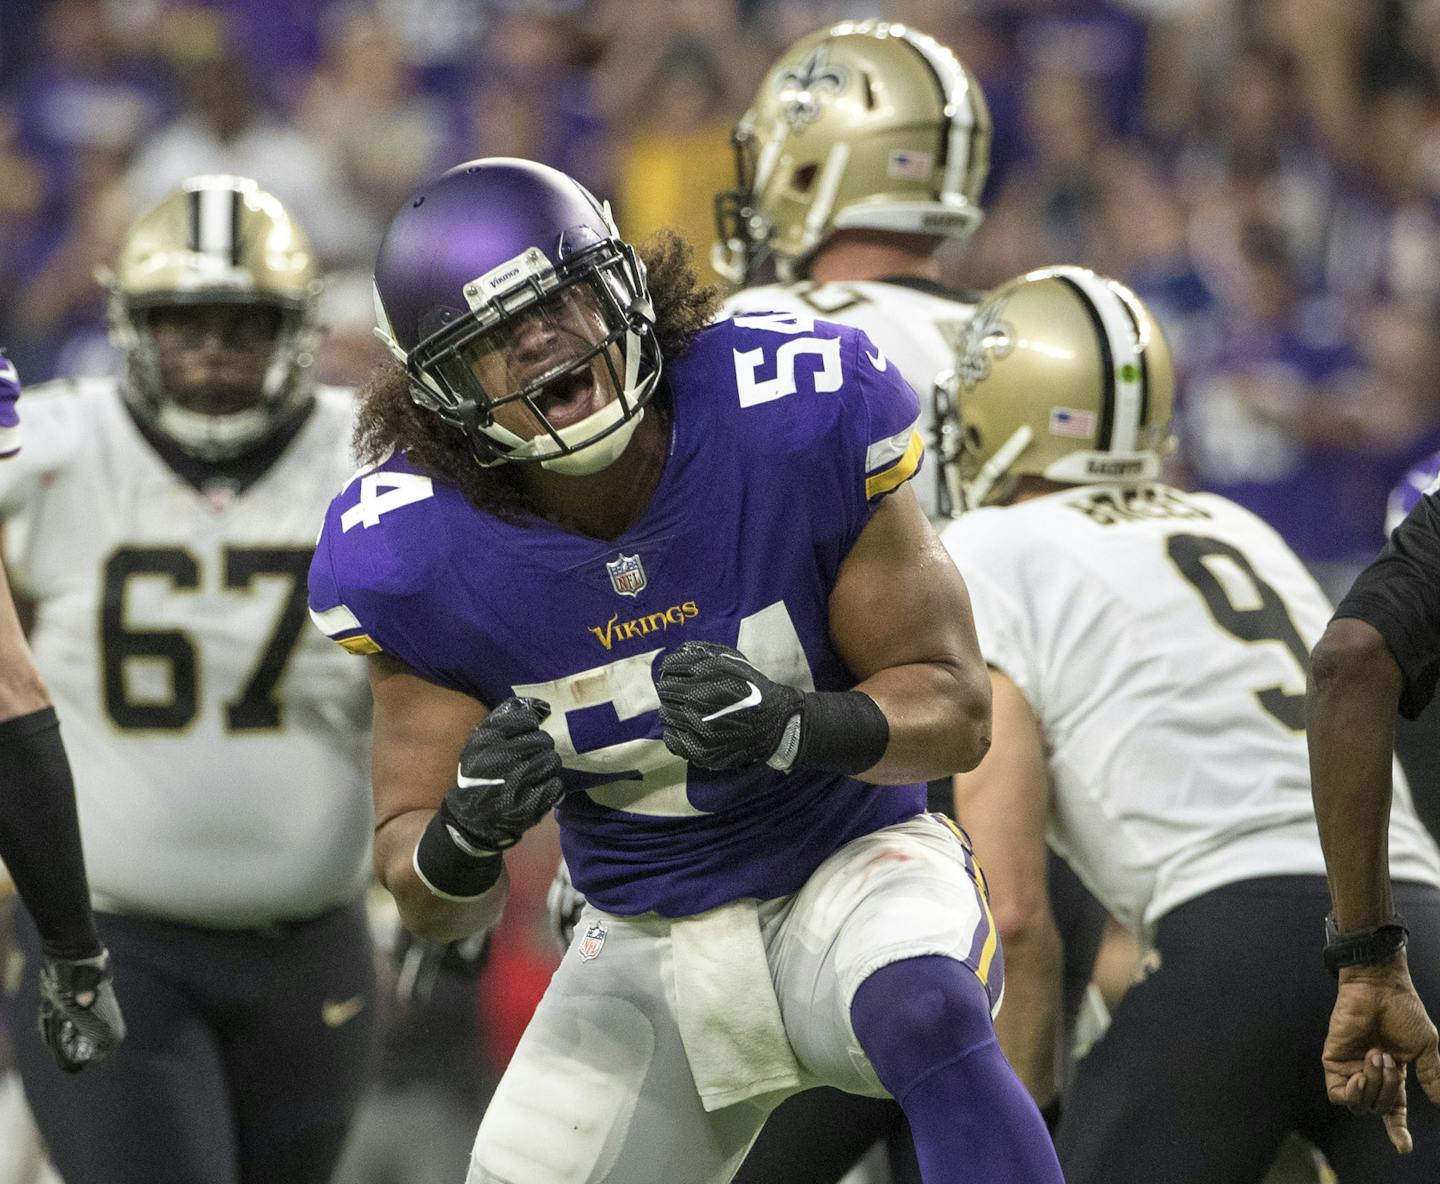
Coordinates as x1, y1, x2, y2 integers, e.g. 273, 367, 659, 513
607, 553, 647, 597
1085, 457, 1145, 477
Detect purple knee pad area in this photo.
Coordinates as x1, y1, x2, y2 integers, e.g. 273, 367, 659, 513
850, 955, 1065, 1184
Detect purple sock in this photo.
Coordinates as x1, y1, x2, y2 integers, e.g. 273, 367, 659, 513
849, 955, 1065, 1184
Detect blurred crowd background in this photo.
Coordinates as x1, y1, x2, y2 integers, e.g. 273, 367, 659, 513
5, 0, 1440, 599
1, 0, 1439, 1179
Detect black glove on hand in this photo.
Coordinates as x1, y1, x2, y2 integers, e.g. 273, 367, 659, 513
414, 697, 565, 899
39, 948, 126, 1073
657, 642, 804, 771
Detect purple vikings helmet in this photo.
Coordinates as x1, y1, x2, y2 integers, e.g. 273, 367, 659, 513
372, 158, 661, 474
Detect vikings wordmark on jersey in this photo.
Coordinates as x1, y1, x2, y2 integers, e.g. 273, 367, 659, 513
309, 314, 927, 917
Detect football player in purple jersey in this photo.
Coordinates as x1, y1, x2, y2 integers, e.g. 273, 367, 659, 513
0, 355, 125, 1074
308, 157, 1063, 1184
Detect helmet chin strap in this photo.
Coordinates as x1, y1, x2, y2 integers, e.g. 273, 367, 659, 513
964, 424, 1032, 509
539, 406, 645, 474
153, 402, 272, 460
481, 326, 653, 474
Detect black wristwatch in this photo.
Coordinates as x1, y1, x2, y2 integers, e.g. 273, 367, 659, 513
1323, 912, 1408, 976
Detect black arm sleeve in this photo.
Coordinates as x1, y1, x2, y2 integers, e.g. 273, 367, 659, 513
1334, 491, 1440, 720
0, 707, 101, 958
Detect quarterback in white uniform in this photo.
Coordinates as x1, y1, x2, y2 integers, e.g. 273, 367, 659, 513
714, 20, 988, 524
0, 176, 376, 1184
941, 266, 1440, 1183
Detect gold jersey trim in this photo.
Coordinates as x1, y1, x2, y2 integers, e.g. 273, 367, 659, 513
337, 633, 382, 656
864, 430, 923, 500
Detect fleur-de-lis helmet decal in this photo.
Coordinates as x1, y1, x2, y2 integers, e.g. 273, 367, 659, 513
775, 46, 849, 130
957, 298, 1014, 390
713, 21, 992, 286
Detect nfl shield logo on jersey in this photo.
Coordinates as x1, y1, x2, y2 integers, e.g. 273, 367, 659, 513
578, 922, 608, 961
606, 553, 646, 598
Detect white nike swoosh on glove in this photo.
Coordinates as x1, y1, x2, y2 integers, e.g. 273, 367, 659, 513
701, 682, 762, 722
457, 765, 507, 788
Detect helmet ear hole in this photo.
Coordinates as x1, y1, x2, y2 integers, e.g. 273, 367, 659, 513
790, 164, 818, 195
964, 425, 982, 451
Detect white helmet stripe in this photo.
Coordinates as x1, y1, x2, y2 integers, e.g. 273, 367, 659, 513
192, 185, 239, 264
1062, 268, 1145, 453
893, 24, 975, 198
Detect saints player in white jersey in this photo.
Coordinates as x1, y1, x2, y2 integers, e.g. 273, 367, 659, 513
714, 20, 989, 523
939, 266, 1440, 1183
0, 176, 376, 1184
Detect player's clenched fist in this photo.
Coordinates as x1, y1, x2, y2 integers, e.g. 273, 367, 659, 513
414, 697, 565, 899
39, 950, 126, 1073
657, 642, 805, 771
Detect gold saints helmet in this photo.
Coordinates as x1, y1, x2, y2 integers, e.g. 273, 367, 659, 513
104, 174, 321, 459
713, 20, 990, 286
935, 266, 1175, 511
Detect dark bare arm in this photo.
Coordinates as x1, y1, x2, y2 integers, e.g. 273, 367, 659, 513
369, 653, 505, 942
830, 485, 991, 783
952, 669, 1062, 1105
1309, 616, 1440, 1150
0, 559, 47, 720
1308, 617, 1401, 931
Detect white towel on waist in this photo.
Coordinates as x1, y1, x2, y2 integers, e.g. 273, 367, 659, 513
669, 898, 803, 1111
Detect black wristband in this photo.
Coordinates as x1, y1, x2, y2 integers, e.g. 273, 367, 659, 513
413, 810, 504, 901
1039, 1097, 1062, 1135
794, 690, 890, 776
0, 707, 102, 960
1323, 912, 1409, 976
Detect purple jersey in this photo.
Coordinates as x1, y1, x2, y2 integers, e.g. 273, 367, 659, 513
309, 314, 928, 916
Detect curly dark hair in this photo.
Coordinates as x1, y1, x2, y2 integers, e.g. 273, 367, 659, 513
353, 229, 720, 518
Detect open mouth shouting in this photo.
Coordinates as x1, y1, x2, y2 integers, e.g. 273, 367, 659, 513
532, 362, 607, 431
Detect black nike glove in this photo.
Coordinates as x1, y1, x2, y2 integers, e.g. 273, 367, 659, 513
414, 697, 565, 900
38, 948, 126, 1073
657, 642, 805, 771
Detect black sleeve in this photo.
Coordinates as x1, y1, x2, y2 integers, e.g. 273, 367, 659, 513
1333, 491, 1440, 720
0, 706, 102, 958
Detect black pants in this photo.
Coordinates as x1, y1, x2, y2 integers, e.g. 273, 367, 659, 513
1055, 875, 1440, 1184
6, 901, 378, 1184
